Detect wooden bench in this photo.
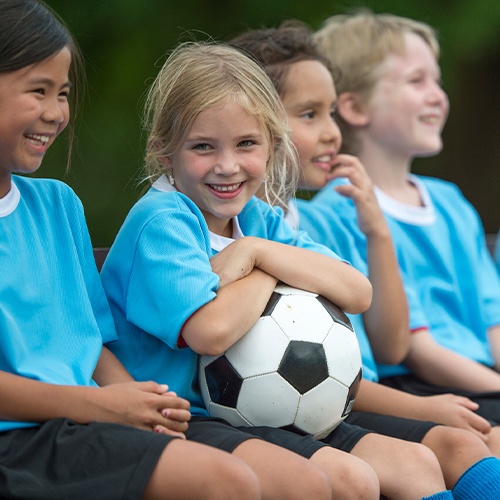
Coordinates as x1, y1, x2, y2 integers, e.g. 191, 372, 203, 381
93, 247, 109, 272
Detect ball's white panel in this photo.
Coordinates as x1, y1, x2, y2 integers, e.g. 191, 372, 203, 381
323, 324, 362, 387
237, 373, 300, 427
225, 317, 289, 379
271, 295, 333, 343
295, 378, 348, 438
208, 401, 251, 427
198, 365, 211, 409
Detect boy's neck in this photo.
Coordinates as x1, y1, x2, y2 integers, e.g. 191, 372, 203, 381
357, 143, 421, 206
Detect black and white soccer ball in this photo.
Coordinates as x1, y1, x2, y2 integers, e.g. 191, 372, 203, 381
198, 284, 362, 439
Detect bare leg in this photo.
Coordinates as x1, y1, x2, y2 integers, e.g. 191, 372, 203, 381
422, 426, 493, 488
310, 446, 380, 499
231, 438, 332, 500
143, 439, 260, 500
351, 433, 447, 499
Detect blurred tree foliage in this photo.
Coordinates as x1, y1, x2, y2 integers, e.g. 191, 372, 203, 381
42, 0, 500, 245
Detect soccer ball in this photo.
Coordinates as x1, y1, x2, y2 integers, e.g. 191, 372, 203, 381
198, 284, 362, 439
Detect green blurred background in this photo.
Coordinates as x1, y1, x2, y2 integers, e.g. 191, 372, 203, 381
41, 0, 500, 246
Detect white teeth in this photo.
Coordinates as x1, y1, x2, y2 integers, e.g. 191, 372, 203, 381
210, 183, 241, 192
316, 155, 331, 162
26, 134, 49, 144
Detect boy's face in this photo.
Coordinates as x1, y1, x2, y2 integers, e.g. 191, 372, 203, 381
364, 32, 449, 160
281, 60, 341, 190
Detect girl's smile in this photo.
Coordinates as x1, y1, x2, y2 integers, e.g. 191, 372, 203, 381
165, 99, 269, 236
281, 60, 341, 190
0, 47, 71, 197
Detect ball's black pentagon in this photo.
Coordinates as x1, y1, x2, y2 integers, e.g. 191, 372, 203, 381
316, 295, 353, 331
205, 356, 243, 408
278, 341, 328, 394
342, 367, 363, 417
261, 290, 282, 317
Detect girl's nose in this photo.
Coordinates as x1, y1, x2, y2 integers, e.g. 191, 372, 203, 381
42, 98, 66, 124
322, 117, 342, 149
213, 153, 241, 176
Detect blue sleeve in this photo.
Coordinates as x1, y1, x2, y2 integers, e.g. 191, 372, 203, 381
125, 209, 219, 347
64, 186, 118, 344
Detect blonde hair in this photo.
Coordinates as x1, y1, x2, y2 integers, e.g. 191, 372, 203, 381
314, 11, 439, 154
143, 41, 298, 209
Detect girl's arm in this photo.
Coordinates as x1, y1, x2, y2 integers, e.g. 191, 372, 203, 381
183, 230, 371, 356
93, 346, 135, 385
353, 379, 491, 441
330, 155, 409, 364
0, 369, 188, 433
210, 235, 371, 315
182, 267, 278, 355
405, 329, 500, 392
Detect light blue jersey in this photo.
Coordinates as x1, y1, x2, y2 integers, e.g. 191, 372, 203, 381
101, 176, 346, 416
312, 175, 500, 378
0, 176, 117, 432
296, 198, 379, 382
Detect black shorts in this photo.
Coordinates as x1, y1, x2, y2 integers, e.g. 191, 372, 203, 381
186, 416, 371, 457
186, 416, 329, 458
381, 374, 500, 425
345, 411, 438, 443
0, 418, 176, 500
320, 421, 374, 452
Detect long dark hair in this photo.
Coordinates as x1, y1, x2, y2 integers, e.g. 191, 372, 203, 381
0, 0, 84, 168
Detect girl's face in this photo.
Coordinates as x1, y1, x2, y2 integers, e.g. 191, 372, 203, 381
363, 32, 449, 160
0, 47, 71, 195
281, 60, 341, 190
166, 99, 269, 236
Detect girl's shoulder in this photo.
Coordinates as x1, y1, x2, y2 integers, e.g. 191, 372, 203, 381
13, 175, 81, 210
132, 187, 206, 222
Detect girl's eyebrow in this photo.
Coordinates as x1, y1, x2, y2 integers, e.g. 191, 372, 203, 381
26, 77, 72, 88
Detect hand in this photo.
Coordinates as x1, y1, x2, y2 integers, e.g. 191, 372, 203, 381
154, 390, 192, 438
417, 394, 492, 442
210, 237, 257, 288
328, 154, 388, 238
91, 381, 191, 438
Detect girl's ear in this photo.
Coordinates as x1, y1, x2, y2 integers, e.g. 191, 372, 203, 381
153, 140, 171, 167
338, 92, 370, 127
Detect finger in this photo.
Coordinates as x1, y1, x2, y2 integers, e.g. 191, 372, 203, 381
137, 381, 170, 395
161, 408, 191, 422
153, 424, 187, 439
457, 397, 480, 411
467, 412, 492, 434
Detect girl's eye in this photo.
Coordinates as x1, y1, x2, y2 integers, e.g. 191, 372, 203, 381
301, 111, 315, 120
193, 143, 210, 151
330, 107, 339, 120
238, 139, 255, 148
33, 88, 45, 95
